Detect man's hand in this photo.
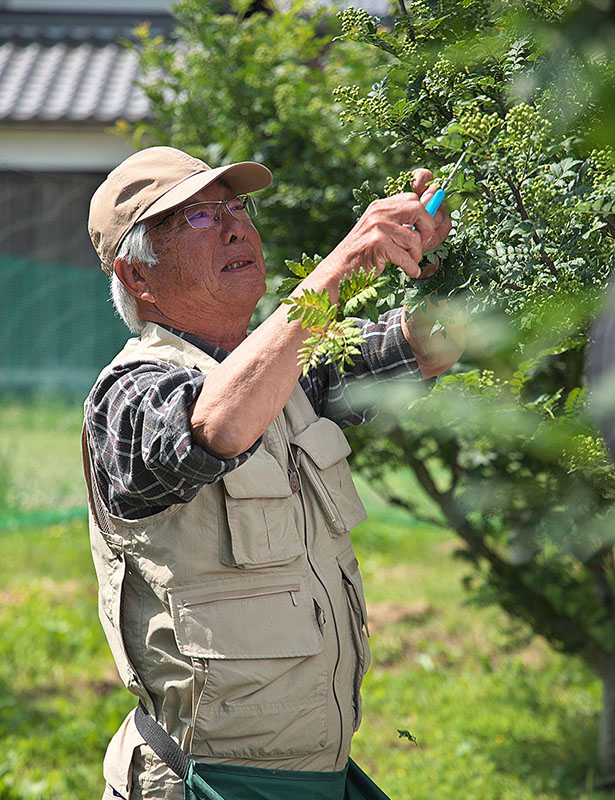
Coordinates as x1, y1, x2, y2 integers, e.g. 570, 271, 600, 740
402, 297, 465, 378
307, 191, 438, 302
411, 168, 453, 280
305, 169, 453, 299
398, 170, 460, 375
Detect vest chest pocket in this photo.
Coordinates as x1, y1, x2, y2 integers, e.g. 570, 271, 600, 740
290, 418, 367, 537
222, 448, 305, 569
167, 574, 328, 759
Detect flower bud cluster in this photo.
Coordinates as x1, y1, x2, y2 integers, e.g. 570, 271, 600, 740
384, 171, 415, 197
504, 103, 551, 150
563, 435, 610, 472
456, 105, 502, 144
334, 84, 361, 124
337, 7, 376, 38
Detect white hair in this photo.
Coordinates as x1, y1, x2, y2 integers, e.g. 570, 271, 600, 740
110, 223, 159, 334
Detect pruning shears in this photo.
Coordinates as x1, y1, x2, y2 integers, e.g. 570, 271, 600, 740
424, 149, 469, 217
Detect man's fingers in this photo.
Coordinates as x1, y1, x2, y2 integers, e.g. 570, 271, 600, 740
417, 255, 440, 280
370, 194, 433, 228
412, 169, 434, 198
383, 222, 424, 265
410, 204, 438, 246
384, 242, 422, 279
374, 194, 437, 243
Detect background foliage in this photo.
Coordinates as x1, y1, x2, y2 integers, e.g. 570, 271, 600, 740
4, 0, 615, 795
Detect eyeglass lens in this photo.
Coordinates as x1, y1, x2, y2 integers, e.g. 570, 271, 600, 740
184, 196, 256, 229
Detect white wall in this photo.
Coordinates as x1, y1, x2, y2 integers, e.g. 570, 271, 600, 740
0, 126, 136, 171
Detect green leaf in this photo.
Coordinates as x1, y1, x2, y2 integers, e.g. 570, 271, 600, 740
397, 729, 418, 745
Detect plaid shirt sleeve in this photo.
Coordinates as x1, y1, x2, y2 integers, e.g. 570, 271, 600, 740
84, 359, 261, 520
300, 307, 423, 428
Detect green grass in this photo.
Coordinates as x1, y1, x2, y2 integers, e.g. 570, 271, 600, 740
0, 400, 85, 514
0, 519, 134, 800
350, 510, 606, 799
0, 400, 612, 799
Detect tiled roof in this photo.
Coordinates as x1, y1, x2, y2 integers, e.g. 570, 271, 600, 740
0, 12, 173, 123
0, 11, 174, 45
0, 40, 149, 122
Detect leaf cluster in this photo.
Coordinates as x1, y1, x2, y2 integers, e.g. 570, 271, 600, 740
280, 258, 390, 372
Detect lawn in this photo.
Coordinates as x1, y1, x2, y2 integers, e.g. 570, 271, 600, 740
0, 400, 611, 799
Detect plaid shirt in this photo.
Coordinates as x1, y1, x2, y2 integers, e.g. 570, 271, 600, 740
84, 308, 422, 520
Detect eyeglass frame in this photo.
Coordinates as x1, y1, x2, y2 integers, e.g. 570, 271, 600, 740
143, 194, 257, 235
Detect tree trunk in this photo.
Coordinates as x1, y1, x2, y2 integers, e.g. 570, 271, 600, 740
599, 658, 615, 783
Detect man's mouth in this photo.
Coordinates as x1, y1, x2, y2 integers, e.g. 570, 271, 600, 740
222, 260, 253, 272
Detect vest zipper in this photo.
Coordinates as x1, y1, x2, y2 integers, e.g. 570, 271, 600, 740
294, 447, 341, 530
180, 583, 301, 608
287, 441, 345, 768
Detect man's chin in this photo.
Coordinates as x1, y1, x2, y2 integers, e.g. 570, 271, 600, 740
230, 277, 267, 309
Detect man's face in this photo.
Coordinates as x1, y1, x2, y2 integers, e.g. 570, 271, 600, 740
143, 180, 267, 326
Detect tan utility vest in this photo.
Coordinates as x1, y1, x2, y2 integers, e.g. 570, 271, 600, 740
83, 323, 371, 793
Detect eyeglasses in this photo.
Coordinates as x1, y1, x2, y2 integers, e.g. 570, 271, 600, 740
145, 194, 257, 234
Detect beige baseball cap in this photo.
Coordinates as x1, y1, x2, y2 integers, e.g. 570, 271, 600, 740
89, 146, 273, 275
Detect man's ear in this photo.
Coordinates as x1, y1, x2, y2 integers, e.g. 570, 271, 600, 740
113, 257, 157, 305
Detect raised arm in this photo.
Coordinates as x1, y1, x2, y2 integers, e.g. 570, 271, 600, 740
191, 191, 449, 458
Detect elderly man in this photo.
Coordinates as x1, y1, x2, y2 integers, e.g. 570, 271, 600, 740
83, 146, 462, 800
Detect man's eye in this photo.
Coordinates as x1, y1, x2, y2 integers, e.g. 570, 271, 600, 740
186, 209, 214, 226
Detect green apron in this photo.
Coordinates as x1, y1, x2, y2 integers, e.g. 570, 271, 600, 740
184, 759, 391, 800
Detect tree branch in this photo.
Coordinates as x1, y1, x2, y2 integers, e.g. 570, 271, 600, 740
398, 434, 608, 670
502, 281, 527, 292
386, 493, 448, 528
504, 176, 559, 276
587, 553, 615, 622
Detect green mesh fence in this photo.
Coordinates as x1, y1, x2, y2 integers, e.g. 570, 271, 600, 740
0, 506, 87, 531
1, 254, 129, 398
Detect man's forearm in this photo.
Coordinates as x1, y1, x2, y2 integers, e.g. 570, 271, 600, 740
190, 248, 369, 459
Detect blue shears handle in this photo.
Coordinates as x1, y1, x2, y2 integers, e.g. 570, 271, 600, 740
422, 150, 469, 217
424, 188, 446, 217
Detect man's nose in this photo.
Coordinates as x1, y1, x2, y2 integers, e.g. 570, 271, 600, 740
219, 205, 246, 243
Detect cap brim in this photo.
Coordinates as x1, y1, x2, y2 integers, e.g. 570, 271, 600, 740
135, 161, 273, 224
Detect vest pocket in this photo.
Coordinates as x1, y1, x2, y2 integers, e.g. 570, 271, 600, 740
337, 546, 371, 732
222, 448, 305, 568
290, 418, 367, 537
167, 573, 328, 759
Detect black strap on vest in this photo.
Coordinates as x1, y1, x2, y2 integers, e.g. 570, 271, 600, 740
134, 701, 191, 781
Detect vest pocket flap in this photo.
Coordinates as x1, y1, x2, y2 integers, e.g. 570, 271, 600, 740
291, 418, 366, 537
337, 545, 369, 636
223, 448, 292, 499
168, 575, 323, 659
290, 417, 352, 469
